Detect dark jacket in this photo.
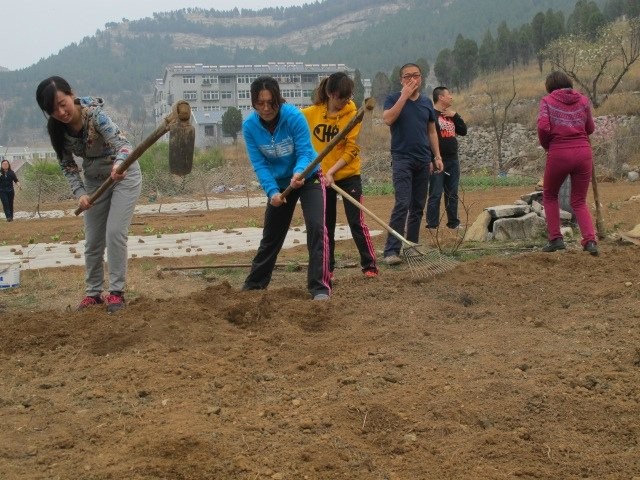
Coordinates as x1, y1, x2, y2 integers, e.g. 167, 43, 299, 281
434, 110, 467, 159
0, 170, 18, 192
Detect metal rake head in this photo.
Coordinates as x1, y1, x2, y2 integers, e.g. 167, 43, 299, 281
401, 245, 459, 277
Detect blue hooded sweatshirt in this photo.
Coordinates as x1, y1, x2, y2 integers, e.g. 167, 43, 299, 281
242, 103, 318, 199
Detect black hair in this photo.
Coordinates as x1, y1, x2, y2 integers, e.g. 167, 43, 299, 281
400, 63, 421, 77
1, 159, 12, 171
432, 86, 449, 103
545, 71, 573, 93
312, 71, 353, 104
35, 76, 75, 160
250, 76, 286, 109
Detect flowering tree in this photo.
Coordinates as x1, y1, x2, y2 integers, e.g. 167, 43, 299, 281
543, 17, 640, 108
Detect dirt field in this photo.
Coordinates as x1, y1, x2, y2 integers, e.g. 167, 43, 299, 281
1, 183, 639, 479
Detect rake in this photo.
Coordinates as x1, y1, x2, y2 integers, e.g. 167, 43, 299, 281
330, 183, 458, 277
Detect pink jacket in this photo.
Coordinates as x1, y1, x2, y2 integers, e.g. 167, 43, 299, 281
537, 88, 595, 151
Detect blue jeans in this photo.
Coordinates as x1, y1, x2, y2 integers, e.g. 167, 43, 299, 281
426, 157, 460, 228
384, 154, 429, 256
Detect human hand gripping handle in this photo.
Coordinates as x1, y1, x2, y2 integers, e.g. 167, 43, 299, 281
74, 101, 194, 216
279, 98, 375, 200
77, 162, 127, 212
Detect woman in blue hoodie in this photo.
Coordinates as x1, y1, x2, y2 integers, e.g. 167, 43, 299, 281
242, 76, 331, 300
36, 76, 142, 313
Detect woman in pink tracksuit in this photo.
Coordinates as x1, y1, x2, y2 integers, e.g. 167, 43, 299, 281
537, 71, 598, 256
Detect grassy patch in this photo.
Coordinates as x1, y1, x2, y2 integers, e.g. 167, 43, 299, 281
364, 175, 537, 195
460, 174, 538, 190
363, 183, 395, 196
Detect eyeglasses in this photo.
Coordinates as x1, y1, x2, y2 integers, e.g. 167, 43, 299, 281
402, 73, 422, 80
254, 100, 276, 109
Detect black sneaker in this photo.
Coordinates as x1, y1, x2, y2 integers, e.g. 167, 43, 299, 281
105, 292, 125, 314
583, 240, 599, 256
542, 238, 566, 252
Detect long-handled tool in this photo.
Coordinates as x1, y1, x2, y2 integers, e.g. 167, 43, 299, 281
591, 163, 606, 239
74, 101, 195, 215
280, 97, 375, 199
155, 262, 358, 278
330, 183, 458, 277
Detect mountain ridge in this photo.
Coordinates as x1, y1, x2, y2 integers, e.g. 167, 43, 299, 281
0, 0, 580, 144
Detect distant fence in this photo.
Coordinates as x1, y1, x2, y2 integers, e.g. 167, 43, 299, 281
8, 129, 638, 219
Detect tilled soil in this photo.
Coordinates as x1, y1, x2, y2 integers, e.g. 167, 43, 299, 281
1, 184, 639, 479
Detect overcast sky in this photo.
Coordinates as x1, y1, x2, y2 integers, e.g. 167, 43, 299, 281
1, 1, 308, 71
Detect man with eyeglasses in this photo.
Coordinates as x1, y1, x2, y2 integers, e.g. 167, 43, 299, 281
382, 63, 443, 265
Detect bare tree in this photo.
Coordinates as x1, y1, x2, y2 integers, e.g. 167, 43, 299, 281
483, 70, 517, 176
544, 17, 640, 108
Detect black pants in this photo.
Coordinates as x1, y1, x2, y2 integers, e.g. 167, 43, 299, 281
326, 175, 377, 273
426, 156, 460, 228
0, 190, 14, 220
244, 175, 330, 297
384, 155, 429, 256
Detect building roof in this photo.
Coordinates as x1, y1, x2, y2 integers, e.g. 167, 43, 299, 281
157, 62, 351, 84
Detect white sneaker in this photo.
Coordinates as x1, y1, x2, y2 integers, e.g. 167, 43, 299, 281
313, 293, 330, 301
384, 255, 402, 266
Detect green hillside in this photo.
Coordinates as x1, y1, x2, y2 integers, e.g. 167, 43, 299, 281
0, 0, 588, 144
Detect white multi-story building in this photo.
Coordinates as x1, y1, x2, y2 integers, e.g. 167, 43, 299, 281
153, 62, 353, 148
0, 147, 57, 174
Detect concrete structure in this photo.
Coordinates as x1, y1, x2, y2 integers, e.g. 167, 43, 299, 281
0, 199, 382, 269
152, 62, 353, 148
1, 147, 56, 162
0, 147, 57, 175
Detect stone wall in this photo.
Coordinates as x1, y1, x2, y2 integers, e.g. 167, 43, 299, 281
463, 191, 575, 243
456, 115, 639, 179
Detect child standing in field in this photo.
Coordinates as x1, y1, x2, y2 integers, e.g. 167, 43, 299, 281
302, 72, 378, 279
36, 76, 142, 312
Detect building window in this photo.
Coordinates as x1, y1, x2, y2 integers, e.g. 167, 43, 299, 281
183, 75, 196, 84
237, 90, 250, 99
302, 74, 318, 83
202, 75, 218, 85
276, 74, 301, 84
220, 91, 233, 99
282, 89, 302, 98
203, 90, 219, 101
219, 76, 234, 84
205, 125, 215, 137
237, 74, 259, 84
183, 91, 197, 101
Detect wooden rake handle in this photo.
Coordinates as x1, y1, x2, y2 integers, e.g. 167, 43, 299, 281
74, 101, 192, 216
591, 163, 606, 239
281, 98, 375, 199
330, 183, 418, 249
